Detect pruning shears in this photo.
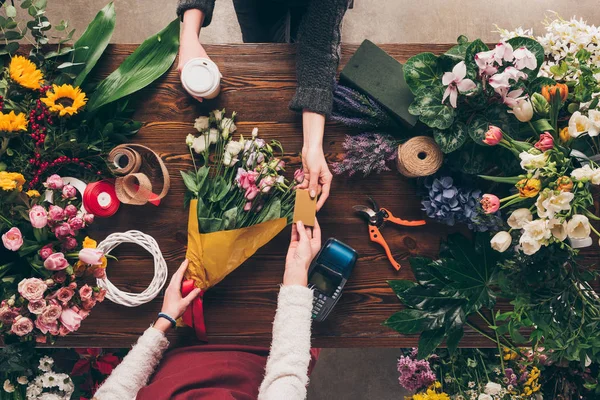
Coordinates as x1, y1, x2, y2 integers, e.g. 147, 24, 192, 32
353, 197, 426, 271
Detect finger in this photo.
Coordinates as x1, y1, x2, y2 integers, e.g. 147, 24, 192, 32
316, 180, 331, 211
291, 223, 299, 242
308, 171, 320, 199
312, 217, 322, 243
183, 288, 202, 306
169, 259, 189, 288
305, 225, 313, 240
298, 180, 309, 190
296, 221, 309, 242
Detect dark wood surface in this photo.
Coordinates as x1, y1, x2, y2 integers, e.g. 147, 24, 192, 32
51, 43, 507, 348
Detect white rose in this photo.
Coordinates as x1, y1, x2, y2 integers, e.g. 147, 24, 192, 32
520, 234, 542, 255
208, 128, 219, 144
194, 116, 210, 132
568, 111, 591, 138
484, 381, 502, 395
587, 109, 600, 136
519, 151, 547, 171
567, 214, 591, 239
191, 135, 208, 154
225, 140, 244, 156
478, 394, 493, 400
548, 218, 568, 241
543, 191, 574, 216
185, 133, 195, 147
507, 208, 533, 229
491, 231, 512, 252
522, 219, 551, 242
571, 164, 595, 181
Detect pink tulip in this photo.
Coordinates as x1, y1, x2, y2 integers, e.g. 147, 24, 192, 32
78, 248, 104, 265
534, 132, 554, 152
62, 185, 77, 199
29, 205, 48, 229
480, 194, 501, 214
2, 227, 23, 251
44, 174, 64, 190
43, 252, 69, 271
483, 126, 503, 146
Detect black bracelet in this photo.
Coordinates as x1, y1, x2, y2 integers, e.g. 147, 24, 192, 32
157, 312, 177, 328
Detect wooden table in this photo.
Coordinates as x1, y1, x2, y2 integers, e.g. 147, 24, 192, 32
57, 43, 497, 348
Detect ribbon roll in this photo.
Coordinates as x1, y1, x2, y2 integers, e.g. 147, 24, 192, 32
397, 136, 444, 178
83, 180, 121, 218
108, 144, 171, 206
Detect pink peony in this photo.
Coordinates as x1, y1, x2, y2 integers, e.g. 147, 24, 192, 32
79, 285, 93, 301
59, 307, 83, 332
10, 316, 34, 337
56, 287, 75, 305
64, 204, 78, 218
43, 252, 69, 271
0, 306, 19, 325
63, 236, 78, 251
62, 184, 77, 199
39, 244, 54, 260
38, 304, 62, 325
44, 174, 64, 190
48, 205, 65, 221
18, 278, 48, 301
483, 125, 503, 146
53, 223, 72, 240
480, 194, 501, 214
293, 169, 305, 184
29, 205, 48, 229
2, 227, 23, 251
534, 132, 554, 152
83, 213, 95, 225
78, 248, 104, 265
27, 299, 46, 315
68, 217, 84, 231
35, 317, 59, 335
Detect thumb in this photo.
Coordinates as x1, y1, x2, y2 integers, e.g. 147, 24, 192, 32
308, 170, 319, 199
183, 288, 202, 306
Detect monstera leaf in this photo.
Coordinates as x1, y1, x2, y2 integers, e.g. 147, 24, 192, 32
384, 233, 501, 358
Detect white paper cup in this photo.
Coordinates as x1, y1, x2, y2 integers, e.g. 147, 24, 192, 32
181, 58, 222, 99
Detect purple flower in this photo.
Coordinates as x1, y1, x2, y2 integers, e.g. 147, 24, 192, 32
332, 133, 398, 177
397, 352, 436, 392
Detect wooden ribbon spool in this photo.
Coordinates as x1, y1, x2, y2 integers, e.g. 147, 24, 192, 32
396, 136, 443, 178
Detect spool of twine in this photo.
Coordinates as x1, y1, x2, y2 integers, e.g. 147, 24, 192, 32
396, 136, 443, 178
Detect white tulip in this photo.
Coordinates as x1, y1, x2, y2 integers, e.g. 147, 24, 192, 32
507, 208, 533, 229
567, 214, 591, 239
543, 191, 574, 216
194, 116, 210, 132
548, 218, 568, 241
484, 381, 502, 395
511, 98, 534, 122
535, 193, 552, 219
522, 219, 551, 242
491, 231, 512, 252
568, 111, 591, 138
520, 234, 542, 255
519, 151, 547, 171
587, 109, 600, 137
571, 164, 595, 181
191, 135, 208, 154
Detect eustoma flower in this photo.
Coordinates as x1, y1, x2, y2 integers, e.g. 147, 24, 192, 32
441, 61, 476, 108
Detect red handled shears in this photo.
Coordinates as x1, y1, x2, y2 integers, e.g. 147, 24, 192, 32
354, 197, 426, 271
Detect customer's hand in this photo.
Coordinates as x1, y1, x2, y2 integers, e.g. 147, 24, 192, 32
299, 146, 332, 211
154, 259, 202, 333
178, 9, 211, 102
284, 219, 321, 286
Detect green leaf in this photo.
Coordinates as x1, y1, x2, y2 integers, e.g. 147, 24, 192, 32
3, 30, 22, 40
507, 37, 545, 76
71, 2, 116, 87
464, 39, 489, 74
531, 118, 555, 134
198, 217, 223, 233
222, 207, 238, 230
433, 121, 467, 153
410, 86, 456, 130
468, 115, 489, 145
87, 18, 180, 111
417, 328, 446, 359
388, 280, 416, 299
529, 76, 556, 95
260, 199, 282, 223
6, 6, 16, 18
180, 170, 198, 194
444, 41, 470, 61
410, 258, 451, 288
197, 166, 210, 197
383, 309, 430, 334
403, 52, 442, 94
446, 326, 464, 355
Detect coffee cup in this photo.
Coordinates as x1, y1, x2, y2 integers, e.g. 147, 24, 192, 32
181, 57, 222, 99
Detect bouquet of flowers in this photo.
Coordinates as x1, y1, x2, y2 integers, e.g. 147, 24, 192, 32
180, 110, 299, 339
0, 0, 179, 342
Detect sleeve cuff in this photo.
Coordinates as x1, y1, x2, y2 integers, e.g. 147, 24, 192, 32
289, 87, 333, 117
279, 285, 314, 308
176, 0, 215, 27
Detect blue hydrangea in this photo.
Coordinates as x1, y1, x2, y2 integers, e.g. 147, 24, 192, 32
421, 176, 504, 232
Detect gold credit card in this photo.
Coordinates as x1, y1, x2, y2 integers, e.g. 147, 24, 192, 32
293, 189, 317, 226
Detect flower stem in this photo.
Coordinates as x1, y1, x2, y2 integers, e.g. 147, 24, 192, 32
491, 311, 506, 375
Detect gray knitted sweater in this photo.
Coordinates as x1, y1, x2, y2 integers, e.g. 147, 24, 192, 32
177, 0, 349, 116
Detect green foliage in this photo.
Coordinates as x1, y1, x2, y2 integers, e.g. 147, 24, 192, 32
433, 121, 467, 153
408, 86, 455, 130
404, 52, 442, 94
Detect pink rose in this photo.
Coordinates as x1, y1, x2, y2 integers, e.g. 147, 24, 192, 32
94, 288, 107, 302
480, 194, 501, 214
2, 227, 23, 251
10, 316, 34, 337
53, 223, 72, 240
62, 184, 77, 199
39, 244, 54, 260
244, 185, 259, 201
78, 248, 104, 265
18, 278, 48, 301
43, 252, 69, 271
79, 285, 93, 301
81, 298, 97, 311
56, 287, 74, 305
483, 125, 503, 146
93, 267, 106, 279
534, 132, 554, 152
0, 306, 19, 325
35, 335, 47, 344
293, 169, 305, 184
27, 299, 46, 315
48, 205, 65, 221
63, 236, 78, 251
44, 174, 64, 190
35, 317, 59, 335
68, 282, 77, 290
64, 204, 78, 218
29, 205, 48, 229
59, 307, 83, 332
38, 304, 62, 324
58, 325, 71, 336
78, 309, 90, 319
83, 213, 95, 225
68, 217, 84, 231
52, 271, 67, 284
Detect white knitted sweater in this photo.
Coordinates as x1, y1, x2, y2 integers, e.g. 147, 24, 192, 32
94, 285, 314, 400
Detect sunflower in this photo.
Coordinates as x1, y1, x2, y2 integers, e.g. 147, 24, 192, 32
0, 171, 25, 191
0, 111, 28, 132
9, 55, 43, 90
41, 84, 87, 117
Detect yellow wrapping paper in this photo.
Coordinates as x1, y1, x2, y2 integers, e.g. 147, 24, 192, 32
185, 199, 288, 289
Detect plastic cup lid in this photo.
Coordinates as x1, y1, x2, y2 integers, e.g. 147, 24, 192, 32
182, 58, 221, 97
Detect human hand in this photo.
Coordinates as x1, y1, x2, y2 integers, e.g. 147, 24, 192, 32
178, 9, 211, 102
284, 219, 321, 286
299, 146, 333, 211
154, 259, 202, 333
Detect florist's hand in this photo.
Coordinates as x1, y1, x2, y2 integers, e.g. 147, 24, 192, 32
299, 146, 333, 211
284, 219, 321, 286
178, 9, 211, 103
155, 259, 202, 333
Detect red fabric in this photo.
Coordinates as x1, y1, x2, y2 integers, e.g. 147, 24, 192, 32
181, 280, 207, 342
136, 345, 320, 400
